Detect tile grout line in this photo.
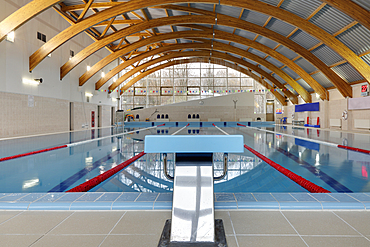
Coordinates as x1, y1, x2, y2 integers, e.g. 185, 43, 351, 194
227, 211, 239, 247
279, 211, 309, 247
0, 211, 25, 227
331, 211, 370, 242
29, 211, 76, 247
98, 211, 128, 247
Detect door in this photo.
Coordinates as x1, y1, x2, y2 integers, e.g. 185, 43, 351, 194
98, 105, 102, 127
266, 102, 274, 121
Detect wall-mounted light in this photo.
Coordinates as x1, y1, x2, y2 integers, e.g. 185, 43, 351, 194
6, 31, 15, 42
87, 65, 91, 71
113, 77, 117, 82
85, 92, 93, 97
112, 98, 117, 102
315, 93, 320, 100
23, 78, 42, 85
101, 72, 105, 78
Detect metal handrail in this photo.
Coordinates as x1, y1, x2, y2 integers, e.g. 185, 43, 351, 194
214, 153, 228, 181
163, 153, 174, 180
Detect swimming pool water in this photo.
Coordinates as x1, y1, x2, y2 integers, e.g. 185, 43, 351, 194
0, 123, 369, 193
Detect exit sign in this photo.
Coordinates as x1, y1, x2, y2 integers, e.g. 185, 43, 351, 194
361, 84, 369, 96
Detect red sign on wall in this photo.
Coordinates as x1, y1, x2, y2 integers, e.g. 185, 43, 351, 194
361, 84, 368, 92
91, 111, 95, 127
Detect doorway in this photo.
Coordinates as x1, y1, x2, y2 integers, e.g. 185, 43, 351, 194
266, 101, 274, 121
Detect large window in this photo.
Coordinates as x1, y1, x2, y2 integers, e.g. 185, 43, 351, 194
120, 62, 270, 111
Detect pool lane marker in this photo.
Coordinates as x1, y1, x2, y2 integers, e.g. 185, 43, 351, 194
66, 151, 146, 192
0, 124, 165, 163
215, 123, 330, 193
171, 123, 189, 135
237, 123, 370, 155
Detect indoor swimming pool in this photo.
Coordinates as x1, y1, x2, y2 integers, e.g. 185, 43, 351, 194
0, 122, 369, 194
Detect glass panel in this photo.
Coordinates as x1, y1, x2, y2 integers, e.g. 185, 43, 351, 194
161, 96, 173, 105
188, 69, 200, 77
187, 63, 201, 69
201, 68, 213, 77
161, 68, 173, 78
148, 70, 161, 78
201, 87, 214, 96
134, 88, 146, 96
241, 77, 254, 86
188, 87, 200, 95
228, 77, 240, 87
148, 78, 160, 86
228, 68, 240, 77
148, 96, 160, 105
201, 78, 213, 86
201, 63, 213, 69
254, 94, 265, 114
174, 65, 187, 77
161, 87, 173, 95
122, 87, 134, 95
135, 79, 146, 87
174, 78, 187, 86
255, 82, 266, 92
214, 77, 226, 86
187, 96, 201, 101
134, 96, 146, 105
174, 87, 187, 95
188, 78, 200, 86
161, 78, 173, 86
214, 69, 227, 77
148, 87, 160, 95
213, 87, 227, 96
174, 96, 187, 103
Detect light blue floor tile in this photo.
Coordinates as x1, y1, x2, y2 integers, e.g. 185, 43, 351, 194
56, 193, 86, 202
234, 193, 256, 202
75, 192, 104, 202
154, 202, 172, 210
34, 193, 65, 202
215, 201, 237, 209
215, 193, 235, 202
0, 193, 9, 200
16, 193, 47, 202
28, 202, 72, 210
290, 193, 317, 202
310, 193, 338, 202
136, 193, 158, 202
272, 193, 297, 202
321, 202, 365, 210
95, 193, 122, 202
237, 201, 279, 209
115, 193, 140, 201
253, 193, 277, 202
0, 193, 29, 202
0, 202, 30, 210
329, 193, 359, 202
156, 193, 173, 202
112, 202, 153, 210
279, 202, 322, 210
70, 202, 112, 210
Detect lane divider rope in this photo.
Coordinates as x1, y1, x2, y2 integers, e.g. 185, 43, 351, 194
237, 123, 370, 155
171, 123, 189, 135
212, 123, 229, 135
243, 144, 330, 193
66, 151, 146, 192
0, 124, 165, 162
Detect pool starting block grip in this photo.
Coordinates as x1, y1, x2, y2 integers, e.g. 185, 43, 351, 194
144, 135, 244, 153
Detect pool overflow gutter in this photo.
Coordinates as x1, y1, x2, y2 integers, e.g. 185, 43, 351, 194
145, 134, 244, 246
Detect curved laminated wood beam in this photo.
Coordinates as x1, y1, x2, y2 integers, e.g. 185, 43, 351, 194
79, 30, 211, 86
158, 4, 352, 98
91, 29, 324, 101
321, 0, 370, 32
222, 0, 370, 88
0, 0, 62, 42
110, 50, 302, 103
94, 42, 210, 89
119, 57, 287, 105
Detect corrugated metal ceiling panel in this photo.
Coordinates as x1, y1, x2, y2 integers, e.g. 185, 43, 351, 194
258, 0, 281, 7
272, 74, 287, 85
156, 26, 173, 33
289, 30, 321, 50
311, 72, 334, 88
170, 9, 191, 16
176, 26, 192, 32
189, 3, 213, 12
261, 66, 273, 75
336, 23, 370, 55
265, 18, 297, 37
294, 57, 317, 74
309, 5, 354, 35
275, 46, 299, 60
280, 0, 323, 19
255, 36, 279, 49
296, 79, 314, 92
213, 38, 229, 45
362, 54, 370, 66
215, 5, 243, 19
331, 63, 364, 83
265, 56, 284, 68
233, 43, 249, 51
282, 67, 300, 80
248, 48, 267, 58
351, 0, 370, 11
243, 58, 258, 66
146, 8, 167, 19
311, 44, 344, 66
214, 25, 234, 33
234, 29, 257, 40
240, 10, 270, 27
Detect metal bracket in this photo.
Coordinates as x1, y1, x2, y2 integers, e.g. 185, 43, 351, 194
214, 153, 228, 181
163, 153, 174, 180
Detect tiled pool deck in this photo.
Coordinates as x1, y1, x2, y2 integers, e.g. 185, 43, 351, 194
1, 192, 370, 211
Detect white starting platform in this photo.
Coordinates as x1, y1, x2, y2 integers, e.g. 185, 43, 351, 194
145, 135, 244, 246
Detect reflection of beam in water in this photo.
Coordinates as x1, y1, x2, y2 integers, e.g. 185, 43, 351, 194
121, 170, 171, 193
